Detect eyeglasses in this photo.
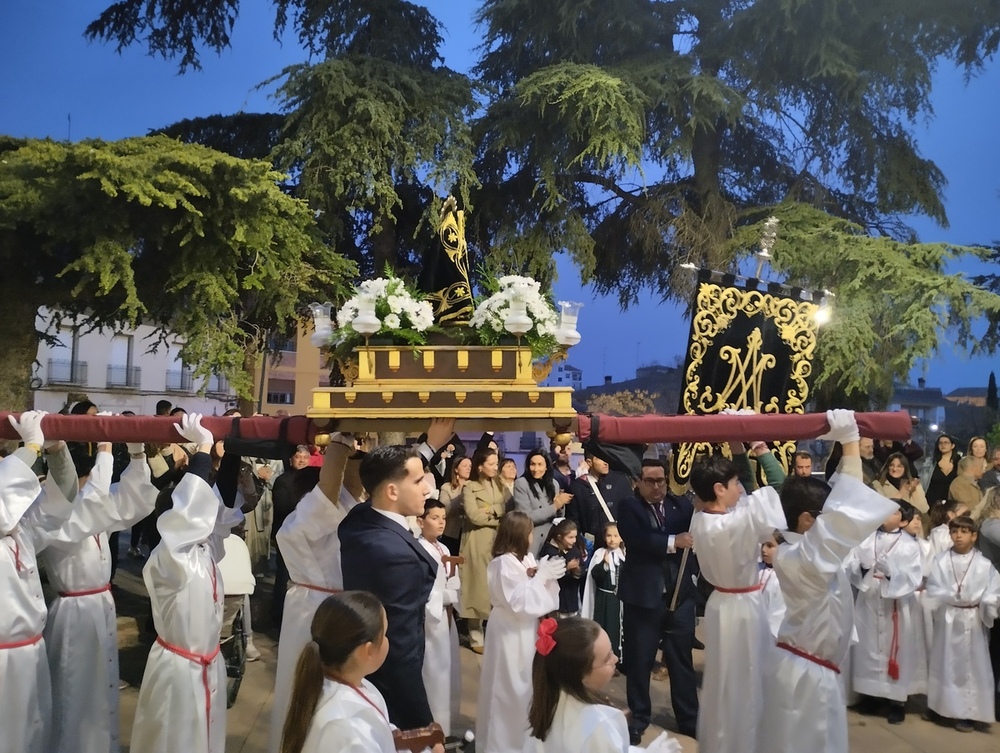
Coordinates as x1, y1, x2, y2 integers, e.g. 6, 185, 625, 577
640, 477, 667, 486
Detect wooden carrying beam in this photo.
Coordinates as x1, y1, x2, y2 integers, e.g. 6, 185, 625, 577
0, 410, 911, 445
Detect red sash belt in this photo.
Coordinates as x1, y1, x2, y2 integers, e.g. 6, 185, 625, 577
776, 642, 841, 674
0, 634, 43, 650
58, 583, 112, 598
291, 581, 343, 595
714, 582, 764, 594
949, 603, 980, 609
156, 636, 221, 746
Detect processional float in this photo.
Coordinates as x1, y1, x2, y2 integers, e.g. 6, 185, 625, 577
2, 208, 910, 447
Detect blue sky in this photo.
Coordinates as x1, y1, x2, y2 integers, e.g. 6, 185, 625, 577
2, 1, 998, 395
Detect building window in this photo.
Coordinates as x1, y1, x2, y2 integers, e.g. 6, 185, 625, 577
266, 392, 294, 405
107, 334, 140, 388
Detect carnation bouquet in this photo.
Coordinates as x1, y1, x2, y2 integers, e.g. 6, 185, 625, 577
469, 275, 559, 358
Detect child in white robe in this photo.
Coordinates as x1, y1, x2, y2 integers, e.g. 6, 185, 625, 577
278, 591, 400, 753
270, 432, 360, 753
688, 448, 786, 753
848, 498, 923, 723
758, 409, 898, 753
925, 515, 1000, 731
130, 414, 227, 753
42, 440, 157, 753
523, 616, 680, 753
928, 500, 969, 557
901, 512, 930, 695
759, 535, 786, 638
417, 498, 461, 735
0, 411, 75, 753
476, 511, 564, 753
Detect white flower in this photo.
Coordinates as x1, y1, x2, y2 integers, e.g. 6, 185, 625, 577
384, 313, 401, 329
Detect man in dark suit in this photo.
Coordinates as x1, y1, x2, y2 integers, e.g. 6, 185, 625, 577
339, 420, 453, 730
617, 457, 699, 742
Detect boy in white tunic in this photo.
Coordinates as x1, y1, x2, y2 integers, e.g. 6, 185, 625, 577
758, 409, 899, 753
130, 414, 227, 753
0, 411, 75, 753
42, 439, 157, 753
417, 498, 461, 736
688, 447, 785, 753
925, 515, 1000, 731
849, 498, 923, 723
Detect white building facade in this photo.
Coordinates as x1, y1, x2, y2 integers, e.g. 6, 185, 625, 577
33, 309, 237, 415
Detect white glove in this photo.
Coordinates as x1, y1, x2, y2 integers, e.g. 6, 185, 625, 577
721, 407, 756, 415
873, 559, 891, 578
640, 731, 683, 753
8, 410, 46, 447
535, 555, 567, 582
818, 409, 859, 444
126, 443, 145, 455
175, 412, 214, 446
95, 410, 113, 417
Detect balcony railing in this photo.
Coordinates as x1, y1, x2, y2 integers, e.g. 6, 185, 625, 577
206, 375, 230, 395
107, 364, 141, 389
165, 369, 194, 392
47, 359, 88, 386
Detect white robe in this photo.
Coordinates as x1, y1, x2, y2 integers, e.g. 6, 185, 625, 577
925, 548, 1000, 722
758, 473, 898, 753
477, 553, 559, 753
522, 691, 681, 753
418, 536, 461, 735
928, 524, 953, 557
580, 547, 625, 620
270, 484, 358, 753
0, 452, 74, 753
42, 454, 156, 753
849, 528, 923, 701
689, 487, 785, 753
758, 566, 785, 639
130, 472, 227, 753
905, 535, 933, 695
299, 678, 396, 753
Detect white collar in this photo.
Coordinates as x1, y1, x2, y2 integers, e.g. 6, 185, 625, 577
372, 506, 410, 532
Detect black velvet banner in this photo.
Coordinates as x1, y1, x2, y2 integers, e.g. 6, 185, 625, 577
672, 272, 820, 487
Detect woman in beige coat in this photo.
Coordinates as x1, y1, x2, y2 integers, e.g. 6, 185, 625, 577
460, 446, 510, 652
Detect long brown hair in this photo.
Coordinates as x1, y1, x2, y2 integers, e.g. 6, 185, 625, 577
470, 446, 499, 484
527, 617, 607, 741
876, 452, 913, 489
448, 455, 472, 490
280, 592, 386, 753
492, 510, 533, 559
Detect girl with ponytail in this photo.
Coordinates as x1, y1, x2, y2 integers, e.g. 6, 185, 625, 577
280, 591, 393, 753
525, 617, 680, 753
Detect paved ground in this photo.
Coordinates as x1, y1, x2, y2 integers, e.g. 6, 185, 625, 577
106, 549, 999, 752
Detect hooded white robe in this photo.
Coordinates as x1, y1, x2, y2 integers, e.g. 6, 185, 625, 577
0, 450, 75, 753
925, 548, 1000, 722
476, 553, 559, 753
757, 472, 897, 753
130, 471, 227, 753
269, 484, 359, 753
42, 453, 156, 753
849, 528, 923, 701
689, 486, 786, 753
418, 536, 461, 735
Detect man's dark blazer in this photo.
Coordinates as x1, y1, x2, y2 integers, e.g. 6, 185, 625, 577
616, 492, 698, 609
567, 470, 633, 544
339, 501, 438, 729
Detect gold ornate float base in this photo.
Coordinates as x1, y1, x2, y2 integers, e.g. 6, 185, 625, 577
309, 345, 578, 433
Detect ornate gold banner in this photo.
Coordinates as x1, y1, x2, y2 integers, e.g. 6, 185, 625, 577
419, 196, 473, 325
672, 277, 819, 487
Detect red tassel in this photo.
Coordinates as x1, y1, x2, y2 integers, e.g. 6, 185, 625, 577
887, 601, 901, 681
